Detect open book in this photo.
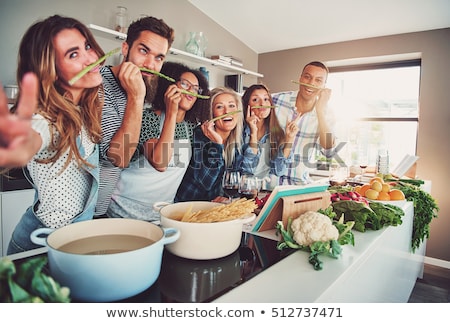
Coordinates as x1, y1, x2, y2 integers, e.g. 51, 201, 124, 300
252, 183, 329, 232
391, 154, 419, 178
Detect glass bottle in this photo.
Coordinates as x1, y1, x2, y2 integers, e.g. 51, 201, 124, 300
115, 6, 128, 33
185, 32, 200, 55
376, 149, 389, 175
199, 67, 209, 82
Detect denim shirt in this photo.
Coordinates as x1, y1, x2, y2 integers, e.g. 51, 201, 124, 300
241, 125, 292, 177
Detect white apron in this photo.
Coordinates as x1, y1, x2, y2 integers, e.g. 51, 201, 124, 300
107, 114, 191, 222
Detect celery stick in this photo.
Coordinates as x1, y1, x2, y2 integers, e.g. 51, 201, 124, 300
291, 80, 322, 90
139, 68, 176, 82
210, 110, 241, 122
251, 105, 276, 109
179, 89, 210, 99
68, 48, 120, 85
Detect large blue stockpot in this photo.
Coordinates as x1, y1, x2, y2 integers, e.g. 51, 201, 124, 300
31, 218, 179, 302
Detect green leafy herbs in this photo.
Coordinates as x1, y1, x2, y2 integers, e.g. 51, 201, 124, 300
68, 47, 120, 85
0, 256, 70, 303
390, 181, 439, 252
275, 211, 355, 271
331, 200, 405, 232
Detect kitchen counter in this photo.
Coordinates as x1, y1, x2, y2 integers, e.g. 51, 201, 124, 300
215, 201, 423, 302
4, 201, 422, 303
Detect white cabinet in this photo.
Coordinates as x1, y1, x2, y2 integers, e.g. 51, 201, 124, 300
0, 189, 35, 256
88, 24, 263, 78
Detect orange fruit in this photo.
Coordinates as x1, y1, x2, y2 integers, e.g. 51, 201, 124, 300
354, 186, 361, 194
359, 184, 371, 197
370, 181, 383, 192
389, 189, 405, 200
381, 183, 391, 193
365, 188, 379, 200
377, 191, 391, 201
370, 177, 384, 185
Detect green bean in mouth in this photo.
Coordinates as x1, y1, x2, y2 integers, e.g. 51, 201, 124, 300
139, 68, 176, 82
251, 105, 276, 109
140, 68, 210, 99
209, 110, 242, 122
291, 80, 323, 90
68, 48, 120, 86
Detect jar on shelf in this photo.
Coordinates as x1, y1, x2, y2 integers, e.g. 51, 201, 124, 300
185, 32, 207, 57
115, 6, 128, 33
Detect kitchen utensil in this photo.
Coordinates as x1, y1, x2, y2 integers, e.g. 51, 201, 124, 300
155, 201, 255, 260
30, 218, 179, 302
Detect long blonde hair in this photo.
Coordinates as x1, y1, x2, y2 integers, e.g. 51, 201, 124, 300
209, 87, 243, 168
14, 15, 104, 170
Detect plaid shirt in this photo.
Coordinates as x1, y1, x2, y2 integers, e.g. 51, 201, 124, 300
272, 90, 336, 184
175, 126, 244, 202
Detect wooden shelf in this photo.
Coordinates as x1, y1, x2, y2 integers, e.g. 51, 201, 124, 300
89, 24, 263, 78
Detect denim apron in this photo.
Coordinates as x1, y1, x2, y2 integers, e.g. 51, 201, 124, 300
7, 138, 99, 255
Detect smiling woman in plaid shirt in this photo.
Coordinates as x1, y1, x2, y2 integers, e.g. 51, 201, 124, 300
175, 87, 249, 202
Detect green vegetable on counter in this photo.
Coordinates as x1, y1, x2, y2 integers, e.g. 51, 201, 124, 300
276, 209, 355, 271
0, 256, 70, 303
331, 200, 405, 232
390, 181, 439, 252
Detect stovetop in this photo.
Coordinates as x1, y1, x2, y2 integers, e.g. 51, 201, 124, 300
12, 232, 295, 303
121, 232, 294, 303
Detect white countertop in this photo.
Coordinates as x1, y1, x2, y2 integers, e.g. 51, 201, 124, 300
3, 200, 423, 303
214, 201, 423, 303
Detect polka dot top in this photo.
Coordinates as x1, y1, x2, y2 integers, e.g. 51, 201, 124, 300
28, 114, 96, 228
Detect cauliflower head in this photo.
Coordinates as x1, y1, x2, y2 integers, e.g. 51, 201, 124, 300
290, 211, 339, 247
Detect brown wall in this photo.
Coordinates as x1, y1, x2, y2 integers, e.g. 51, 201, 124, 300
259, 28, 450, 262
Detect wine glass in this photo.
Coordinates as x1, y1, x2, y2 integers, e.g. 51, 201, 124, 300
358, 154, 369, 180
222, 170, 241, 201
238, 174, 259, 200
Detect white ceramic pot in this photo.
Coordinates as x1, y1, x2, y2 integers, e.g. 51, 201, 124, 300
155, 201, 255, 260
30, 218, 179, 302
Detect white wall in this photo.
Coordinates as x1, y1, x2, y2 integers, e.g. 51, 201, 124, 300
0, 0, 259, 88
259, 28, 450, 262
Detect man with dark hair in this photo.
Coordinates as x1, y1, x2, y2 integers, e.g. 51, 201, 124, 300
95, 16, 174, 216
272, 61, 337, 185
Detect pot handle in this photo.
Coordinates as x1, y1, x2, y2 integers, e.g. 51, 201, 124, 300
30, 228, 55, 247
161, 227, 180, 245
153, 201, 171, 212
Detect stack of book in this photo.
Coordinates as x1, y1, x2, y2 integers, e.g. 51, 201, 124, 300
210, 55, 243, 67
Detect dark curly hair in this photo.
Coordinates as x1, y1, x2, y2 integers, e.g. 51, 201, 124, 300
152, 61, 210, 123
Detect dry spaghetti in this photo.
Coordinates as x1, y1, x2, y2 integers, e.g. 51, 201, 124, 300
180, 198, 257, 223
